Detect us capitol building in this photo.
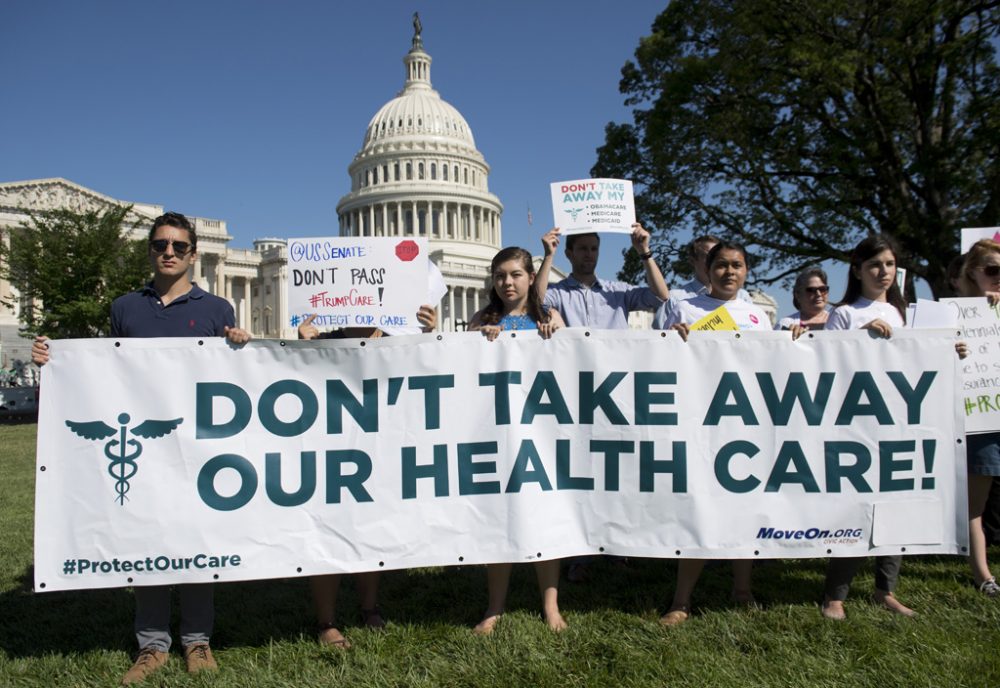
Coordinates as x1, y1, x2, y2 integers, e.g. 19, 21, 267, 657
0, 20, 775, 377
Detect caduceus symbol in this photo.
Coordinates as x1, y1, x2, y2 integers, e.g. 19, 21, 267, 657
66, 413, 183, 506
567, 207, 584, 221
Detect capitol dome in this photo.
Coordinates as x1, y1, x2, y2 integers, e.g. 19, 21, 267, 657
337, 18, 504, 331
363, 87, 476, 150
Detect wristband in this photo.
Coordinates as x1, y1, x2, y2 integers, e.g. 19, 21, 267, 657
639, 251, 653, 261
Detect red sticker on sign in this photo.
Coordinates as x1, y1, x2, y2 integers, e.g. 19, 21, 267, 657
395, 240, 420, 262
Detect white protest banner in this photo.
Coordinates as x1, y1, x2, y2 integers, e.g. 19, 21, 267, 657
961, 227, 1000, 253
286, 236, 428, 331
940, 297, 1000, 433
549, 178, 635, 235
34, 330, 967, 592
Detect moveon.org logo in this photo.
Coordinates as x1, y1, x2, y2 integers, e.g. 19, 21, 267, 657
756, 526, 863, 540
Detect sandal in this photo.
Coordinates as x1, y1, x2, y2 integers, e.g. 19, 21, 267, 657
316, 622, 351, 649
659, 607, 690, 627
977, 577, 1000, 597
361, 606, 386, 629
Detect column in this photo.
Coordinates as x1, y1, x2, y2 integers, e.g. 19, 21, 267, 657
382, 204, 388, 237
450, 204, 457, 239
241, 277, 250, 328
473, 287, 480, 313
277, 271, 288, 338
369, 205, 375, 237
412, 201, 418, 235
461, 286, 469, 325
448, 285, 456, 332
216, 258, 224, 296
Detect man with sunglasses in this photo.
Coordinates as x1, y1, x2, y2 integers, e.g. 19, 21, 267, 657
32, 211, 250, 684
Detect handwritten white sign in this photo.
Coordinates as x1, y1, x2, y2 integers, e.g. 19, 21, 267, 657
286, 237, 428, 331
940, 296, 1000, 433
550, 178, 636, 235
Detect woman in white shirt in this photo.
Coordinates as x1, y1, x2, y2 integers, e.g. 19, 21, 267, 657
821, 235, 911, 620
658, 242, 803, 626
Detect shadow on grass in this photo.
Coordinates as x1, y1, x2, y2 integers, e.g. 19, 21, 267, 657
5, 552, 982, 658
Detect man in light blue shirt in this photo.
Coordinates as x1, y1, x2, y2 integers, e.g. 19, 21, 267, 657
536, 224, 668, 329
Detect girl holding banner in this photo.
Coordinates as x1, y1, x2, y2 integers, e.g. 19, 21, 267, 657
821, 234, 915, 619
957, 239, 1000, 597
657, 241, 802, 626
297, 305, 439, 647
469, 246, 566, 634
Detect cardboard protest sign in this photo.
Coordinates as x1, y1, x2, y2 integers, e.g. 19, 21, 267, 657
550, 178, 635, 235
961, 227, 1000, 253
286, 237, 428, 331
939, 296, 1000, 433
691, 306, 739, 331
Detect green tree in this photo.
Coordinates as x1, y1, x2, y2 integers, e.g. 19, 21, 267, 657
595, 0, 1000, 294
0, 205, 151, 337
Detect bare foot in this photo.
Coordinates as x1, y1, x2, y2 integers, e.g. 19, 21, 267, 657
821, 599, 846, 620
472, 613, 501, 636
544, 610, 568, 632
874, 591, 916, 617
317, 625, 351, 649
659, 607, 690, 627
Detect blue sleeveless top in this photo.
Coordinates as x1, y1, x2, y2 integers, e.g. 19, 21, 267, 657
497, 313, 538, 331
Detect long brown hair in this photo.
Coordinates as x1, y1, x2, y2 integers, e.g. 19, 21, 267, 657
479, 247, 550, 326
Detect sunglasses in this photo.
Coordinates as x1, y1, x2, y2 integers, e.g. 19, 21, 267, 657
980, 265, 1000, 277
149, 239, 193, 256
803, 285, 829, 295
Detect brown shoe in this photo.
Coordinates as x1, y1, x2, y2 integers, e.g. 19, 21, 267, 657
183, 643, 218, 674
121, 647, 169, 685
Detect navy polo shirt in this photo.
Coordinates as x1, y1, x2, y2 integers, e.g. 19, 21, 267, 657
110, 283, 235, 338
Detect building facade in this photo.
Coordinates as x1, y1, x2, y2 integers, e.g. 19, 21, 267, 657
0, 178, 294, 355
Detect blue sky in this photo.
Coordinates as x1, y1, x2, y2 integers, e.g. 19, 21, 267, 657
3, 0, 895, 316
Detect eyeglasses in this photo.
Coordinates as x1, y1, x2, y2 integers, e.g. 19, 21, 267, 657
149, 239, 192, 256
980, 265, 1000, 277
803, 285, 829, 295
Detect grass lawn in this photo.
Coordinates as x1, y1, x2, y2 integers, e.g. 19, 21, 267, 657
2, 422, 999, 687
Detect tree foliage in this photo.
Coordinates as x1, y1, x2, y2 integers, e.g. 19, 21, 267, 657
0, 205, 151, 338
595, 0, 1000, 295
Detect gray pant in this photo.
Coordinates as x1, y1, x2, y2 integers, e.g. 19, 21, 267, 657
134, 584, 214, 651
824, 555, 902, 601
